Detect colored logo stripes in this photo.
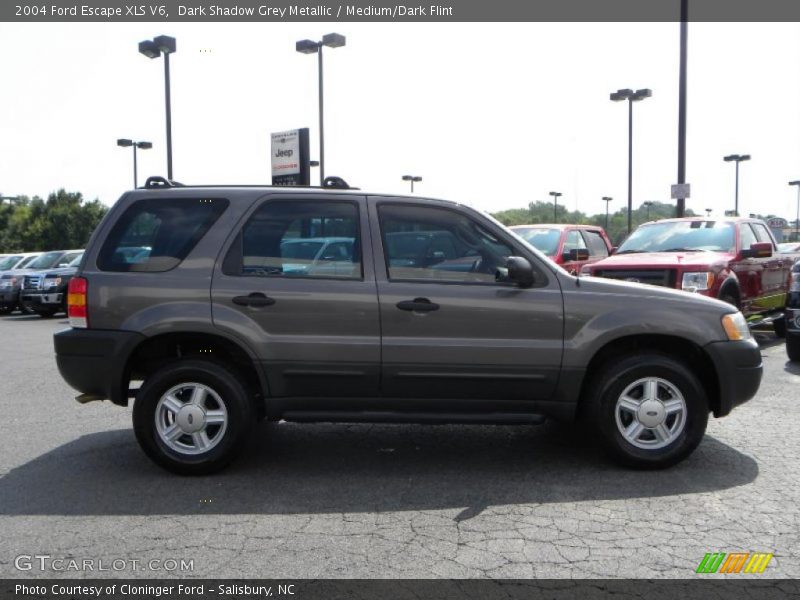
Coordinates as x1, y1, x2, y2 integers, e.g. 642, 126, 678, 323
696, 552, 773, 574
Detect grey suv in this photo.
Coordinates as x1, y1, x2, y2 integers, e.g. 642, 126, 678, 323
54, 181, 763, 474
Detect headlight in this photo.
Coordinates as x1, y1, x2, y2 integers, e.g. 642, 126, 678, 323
682, 271, 714, 292
46, 277, 61, 288
0, 278, 16, 288
791, 272, 800, 293
721, 312, 752, 341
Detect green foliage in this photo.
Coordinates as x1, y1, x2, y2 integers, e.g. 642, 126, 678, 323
0, 189, 107, 252
492, 200, 695, 246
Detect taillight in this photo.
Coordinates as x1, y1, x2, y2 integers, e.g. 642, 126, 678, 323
67, 277, 88, 328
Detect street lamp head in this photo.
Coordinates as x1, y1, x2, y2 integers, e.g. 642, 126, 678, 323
643, 201, 654, 207
549, 191, 562, 198
631, 88, 652, 101
136, 141, 153, 150
116, 138, 133, 147
740, 154, 751, 162
609, 88, 633, 102
310, 160, 320, 167
602, 196, 612, 202
153, 35, 176, 54
296, 39, 320, 54
402, 175, 422, 182
138, 40, 161, 59
322, 33, 346, 48
789, 180, 800, 186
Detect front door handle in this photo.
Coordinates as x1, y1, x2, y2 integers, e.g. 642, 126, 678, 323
396, 297, 440, 312
232, 292, 276, 307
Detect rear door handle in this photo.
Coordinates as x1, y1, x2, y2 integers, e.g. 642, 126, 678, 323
396, 297, 440, 312
232, 292, 276, 307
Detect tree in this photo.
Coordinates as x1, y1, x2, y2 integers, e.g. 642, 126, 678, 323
0, 189, 108, 252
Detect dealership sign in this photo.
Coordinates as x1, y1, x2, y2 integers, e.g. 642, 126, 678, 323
271, 128, 310, 186
767, 217, 788, 228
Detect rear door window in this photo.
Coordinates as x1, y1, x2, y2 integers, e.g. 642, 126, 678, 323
225, 200, 361, 280
98, 198, 228, 272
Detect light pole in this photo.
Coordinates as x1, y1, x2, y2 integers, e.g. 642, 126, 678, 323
643, 201, 654, 221
705, 208, 712, 217
610, 87, 652, 234
549, 191, 562, 222
402, 175, 422, 193
789, 181, 800, 241
296, 33, 346, 186
117, 139, 153, 188
602, 196, 612, 230
139, 35, 176, 180
723, 154, 750, 216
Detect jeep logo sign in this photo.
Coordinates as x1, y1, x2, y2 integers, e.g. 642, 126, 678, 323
271, 128, 310, 186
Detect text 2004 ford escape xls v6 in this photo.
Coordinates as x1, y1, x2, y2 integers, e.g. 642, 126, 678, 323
54, 180, 762, 474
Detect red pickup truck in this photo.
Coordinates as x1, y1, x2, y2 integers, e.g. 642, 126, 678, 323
509, 224, 613, 275
583, 217, 793, 336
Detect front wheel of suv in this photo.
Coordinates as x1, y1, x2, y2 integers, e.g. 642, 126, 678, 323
133, 360, 255, 475
587, 353, 709, 469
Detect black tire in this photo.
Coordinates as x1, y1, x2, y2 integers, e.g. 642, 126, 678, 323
133, 360, 255, 475
773, 316, 786, 338
788, 334, 800, 362
584, 353, 709, 469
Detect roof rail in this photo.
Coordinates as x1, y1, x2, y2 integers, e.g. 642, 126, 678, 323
143, 176, 185, 189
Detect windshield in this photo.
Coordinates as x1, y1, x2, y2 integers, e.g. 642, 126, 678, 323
281, 241, 324, 261
617, 221, 735, 254
513, 228, 561, 256
0, 256, 22, 270
27, 251, 65, 269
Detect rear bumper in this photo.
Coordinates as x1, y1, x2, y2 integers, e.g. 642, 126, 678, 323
54, 328, 145, 406
703, 339, 763, 417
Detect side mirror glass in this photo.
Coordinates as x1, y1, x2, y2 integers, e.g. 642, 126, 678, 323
496, 256, 534, 288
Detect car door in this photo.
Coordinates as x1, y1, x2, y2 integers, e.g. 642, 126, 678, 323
211, 194, 380, 398
369, 198, 564, 403
751, 221, 790, 310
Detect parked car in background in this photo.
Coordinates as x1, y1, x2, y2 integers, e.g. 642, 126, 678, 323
20, 253, 84, 317
510, 224, 613, 275
785, 259, 800, 361
778, 242, 800, 253
1, 250, 82, 314
583, 217, 792, 337
0, 253, 42, 314
0, 252, 40, 273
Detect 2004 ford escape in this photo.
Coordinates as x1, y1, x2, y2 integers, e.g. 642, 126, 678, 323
54, 178, 763, 474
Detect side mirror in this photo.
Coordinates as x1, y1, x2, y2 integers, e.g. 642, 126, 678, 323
562, 248, 589, 262
741, 241, 773, 259
496, 256, 534, 288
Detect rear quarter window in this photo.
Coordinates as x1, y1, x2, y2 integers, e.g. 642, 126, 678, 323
97, 197, 228, 272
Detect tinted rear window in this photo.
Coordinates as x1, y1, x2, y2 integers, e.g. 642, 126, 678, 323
98, 198, 228, 272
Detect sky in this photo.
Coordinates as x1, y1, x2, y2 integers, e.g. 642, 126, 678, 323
1, 21, 800, 222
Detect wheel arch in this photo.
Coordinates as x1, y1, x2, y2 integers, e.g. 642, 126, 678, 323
122, 331, 267, 415
577, 334, 721, 418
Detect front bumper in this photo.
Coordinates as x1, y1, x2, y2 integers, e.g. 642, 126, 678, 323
704, 339, 763, 417
22, 291, 63, 307
54, 328, 146, 406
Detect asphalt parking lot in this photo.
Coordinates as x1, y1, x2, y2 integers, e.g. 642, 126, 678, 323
0, 314, 798, 579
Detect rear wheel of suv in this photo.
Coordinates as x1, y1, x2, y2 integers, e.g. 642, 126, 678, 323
133, 360, 255, 475
587, 353, 708, 469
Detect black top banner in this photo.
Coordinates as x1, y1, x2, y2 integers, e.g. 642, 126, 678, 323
4, 0, 800, 22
